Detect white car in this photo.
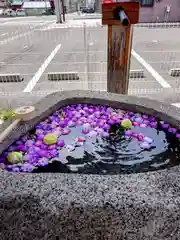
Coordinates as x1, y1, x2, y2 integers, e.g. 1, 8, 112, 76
3, 9, 16, 16
3, 8, 26, 17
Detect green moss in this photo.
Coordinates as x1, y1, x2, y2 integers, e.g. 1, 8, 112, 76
0, 109, 16, 121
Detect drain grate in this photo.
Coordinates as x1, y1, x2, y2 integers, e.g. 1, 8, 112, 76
0, 74, 24, 83
169, 68, 180, 77
48, 72, 79, 81
129, 70, 145, 78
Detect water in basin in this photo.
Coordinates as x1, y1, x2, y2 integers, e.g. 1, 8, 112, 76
1, 104, 180, 174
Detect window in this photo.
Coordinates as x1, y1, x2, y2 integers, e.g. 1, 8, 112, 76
141, 0, 154, 7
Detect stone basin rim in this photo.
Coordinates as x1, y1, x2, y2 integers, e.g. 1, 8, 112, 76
0, 90, 180, 162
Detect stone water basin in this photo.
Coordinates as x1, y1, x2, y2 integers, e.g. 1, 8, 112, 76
1, 101, 180, 174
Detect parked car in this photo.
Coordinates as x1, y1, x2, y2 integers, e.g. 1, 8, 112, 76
3, 9, 16, 16
16, 9, 26, 16
81, 7, 95, 13
3, 8, 26, 16
42, 9, 55, 15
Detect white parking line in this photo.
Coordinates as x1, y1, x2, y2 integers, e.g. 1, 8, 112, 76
0, 21, 54, 45
132, 49, 171, 88
23, 44, 61, 92
0, 33, 7, 37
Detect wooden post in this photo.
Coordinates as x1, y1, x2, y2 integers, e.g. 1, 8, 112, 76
102, 1, 140, 94
107, 25, 133, 94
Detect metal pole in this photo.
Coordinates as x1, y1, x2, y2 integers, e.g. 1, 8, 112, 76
83, 23, 89, 90
54, 0, 62, 23
45, 0, 47, 11
61, 0, 65, 22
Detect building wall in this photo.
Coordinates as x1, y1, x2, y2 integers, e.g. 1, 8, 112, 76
0, 0, 7, 8
95, 0, 180, 23
139, 0, 180, 23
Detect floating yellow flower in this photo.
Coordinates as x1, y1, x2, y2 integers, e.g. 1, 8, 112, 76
121, 119, 132, 130
7, 151, 23, 164
43, 133, 57, 145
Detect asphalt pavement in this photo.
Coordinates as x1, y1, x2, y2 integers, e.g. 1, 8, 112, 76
0, 15, 180, 107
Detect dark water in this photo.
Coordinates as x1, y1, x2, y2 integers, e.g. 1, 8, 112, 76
33, 124, 180, 174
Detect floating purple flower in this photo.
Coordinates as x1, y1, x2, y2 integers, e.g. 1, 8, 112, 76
37, 158, 49, 167
23, 153, 33, 162
101, 132, 110, 138
140, 142, 151, 150
8, 146, 18, 152
83, 107, 89, 112
36, 133, 45, 140
176, 133, 180, 139
133, 122, 140, 126
94, 111, 101, 118
15, 140, 23, 146
38, 150, 49, 158
144, 136, 153, 144
79, 110, 86, 115
48, 144, 56, 150
66, 145, 75, 152
150, 122, 157, 128
52, 130, 62, 137
59, 121, 66, 128
49, 149, 59, 158
82, 128, 90, 134
36, 124, 42, 129
57, 140, 65, 147
76, 120, 83, 125
98, 120, 105, 128
137, 133, 144, 142
80, 117, 87, 123
11, 167, 20, 172
40, 144, 48, 150
143, 120, 150, 125
149, 116, 156, 122
76, 141, 84, 147
35, 140, 43, 147
21, 135, 28, 142
62, 128, 71, 135
96, 128, 104, 135
88, 130, 98, 138
161, 123, 169, 129
106, 107, 113, 113
76, 137, 86, 143
142, 115, 149, 120
134, 117, 143, 123
75, 113, 81, 118
20, 163, 35, 172
140, 123, 147, 128
129, 112, 134, 116
108, 119, 115, 125
168, 127, 177, 134
16, 145, 26, 152
88, 108, 94, 114
103, 124, 110, 131
124, 130, 133, 137
0, 163, 5, 169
